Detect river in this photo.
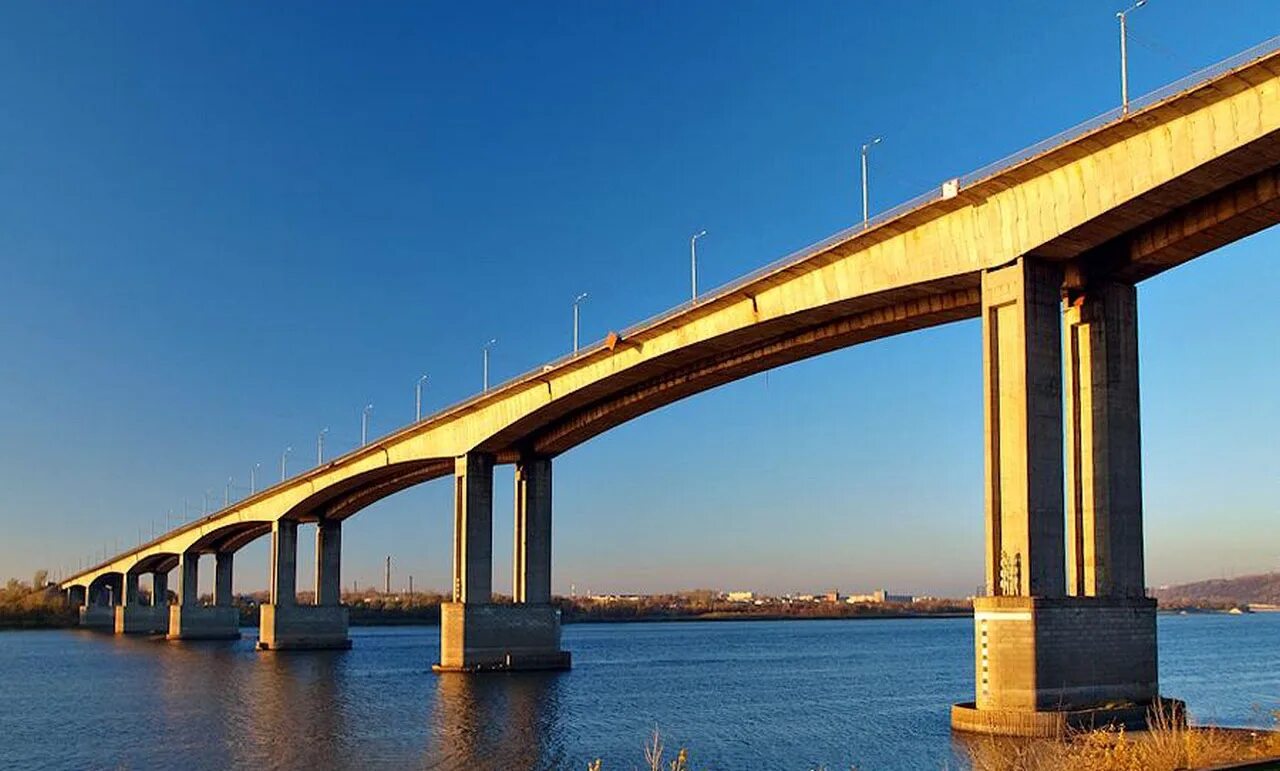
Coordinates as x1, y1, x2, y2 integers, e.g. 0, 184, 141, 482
1, 613, 1277, 769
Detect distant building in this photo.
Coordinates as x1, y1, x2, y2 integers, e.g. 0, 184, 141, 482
725, 591, 755, 603
845, 588, 914, 605
823, 591, 840, 603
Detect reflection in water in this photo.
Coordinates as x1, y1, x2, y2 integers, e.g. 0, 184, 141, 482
248, 651, 350, 769
428, 671, 564, 770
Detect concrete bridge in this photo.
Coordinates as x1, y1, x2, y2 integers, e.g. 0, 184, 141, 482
59, 39, 1280, 735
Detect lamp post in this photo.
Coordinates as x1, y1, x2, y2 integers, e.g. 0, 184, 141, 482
483, 339, 497, 391
361, 404, 374, 445
318, 427, 328, 465
281, 446, 292, 482
225, 477, 233, 507
250, 463, 260, 494
416, 374, 429, 421
690, 231, 707, 301
1118, 1, 1147, 113
861, 137, 882, 228
573, 293, 588, 353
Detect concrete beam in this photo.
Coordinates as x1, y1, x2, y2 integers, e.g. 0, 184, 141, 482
214, 552, 234, 607
122, 572, 140, 607
168, 605, 240, 641
315, 520, 341, 606
513, 456, 552, 605
981, 258, 1066, 599
152, 571, 168, 607
1064, 281, 1146, 598
452, 453, 494, 604
257, 605, 349, 650
433, 603, 569, 672
178, 552, 199, 607
269, 520, 298, 607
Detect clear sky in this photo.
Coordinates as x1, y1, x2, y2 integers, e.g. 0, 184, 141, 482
1, 2, 1277, 598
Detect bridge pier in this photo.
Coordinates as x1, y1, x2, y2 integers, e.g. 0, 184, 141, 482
953, 259, 1165, 736
435, 453, 569, 672
115, 570, 169, 635
168, 551, 240, 640
258, 519, 350, 650
79, 575, 119, 630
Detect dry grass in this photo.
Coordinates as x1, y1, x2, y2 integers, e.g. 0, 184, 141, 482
587, 729, 693, 771
587, 710, 1280, 771
965, 705, 1280, 771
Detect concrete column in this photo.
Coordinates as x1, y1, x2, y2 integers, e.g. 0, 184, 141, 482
958, 262, 1161, 736
513, 456, 552, 604
315, 520, 342, 606
179, 552, 199, 606
117, 571, 167, 634
123, 572, 140, 606
258, 518, 347, 650
981, 257, 1066, 599
452, 453, 494, 604
67, 585, 86, 608
1064, 281, 1146, 598
214, 552, 234, 607
78, 582, 113, 629
168, 551, 240, 642
269, 519, 298, 606
437, 453, 568, 672
152, 572, 168, 607
108, 574, 123, 606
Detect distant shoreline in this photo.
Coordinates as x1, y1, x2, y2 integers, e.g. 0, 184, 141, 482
1, 603, 1267, 633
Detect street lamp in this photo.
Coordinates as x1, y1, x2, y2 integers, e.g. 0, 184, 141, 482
318, 427, 328, 465
690, 230, 707, 301
225, 477, 233, 507
416, 374, 429, 421
281, 446, 292, 482
482, 339, 498, 391
361, 404, 374, 445
573, 293, 589, 353
861, 137, 882, 229
1118, 1, 1147, 113
250, 463, 260, 494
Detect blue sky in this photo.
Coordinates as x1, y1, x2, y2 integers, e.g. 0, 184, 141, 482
1, 2, 1277, 598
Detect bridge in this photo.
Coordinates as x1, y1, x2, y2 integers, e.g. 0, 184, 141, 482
59, 38, 1280, 735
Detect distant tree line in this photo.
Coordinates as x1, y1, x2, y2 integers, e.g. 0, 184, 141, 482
0, 573, 76, 629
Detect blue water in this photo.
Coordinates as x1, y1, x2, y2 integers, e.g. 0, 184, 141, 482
0, 614, 1277, 770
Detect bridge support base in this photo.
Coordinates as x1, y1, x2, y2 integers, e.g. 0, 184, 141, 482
433, 603, 571, 672
79, 605, 114, 630
951, 698, 1185, 738
114, 605, 169, 635
951, 596, 1175, 736
257, 604, 350, 650
168, 605, 241, 641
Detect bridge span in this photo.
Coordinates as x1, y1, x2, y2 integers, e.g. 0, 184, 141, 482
59, 39, 1280, 735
